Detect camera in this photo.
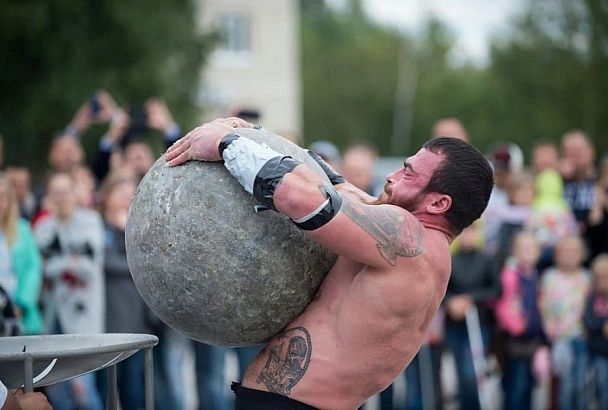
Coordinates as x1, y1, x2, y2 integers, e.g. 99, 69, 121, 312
90, 92, 101, 117
123, 106, 149, 144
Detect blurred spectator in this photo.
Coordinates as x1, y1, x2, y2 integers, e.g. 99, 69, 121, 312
0, 135, 4, 170
98, 169, 147, 410
93, 108, 129, 182
151, 324, 187, 410
444, 222, 501, 410
145, 98, 181, 142
526, 169, 578, 271
560, 130, 597, 233
308, 140, 342, 169
531, 140, 560, 174
340, 141, 378, 195
193, 343, 229, 410
93, 97, 178, 182
62, 91, 177, 182
64, 90, 119, 138
585, 156, 608, 259
71, 165, 97, 209
495, 171, 535, 267
431, 117, 470, 143
539, 235, 591, 410
481, 143, 524, 256
0, 284, 19, 336
583, 254, 608, 410
35, 172, 104, 410
6, 167, 39, 221
495, 231, 547, 410
123, 141, 156, 181
47, 134, 85, 173
0, 173, 42, 335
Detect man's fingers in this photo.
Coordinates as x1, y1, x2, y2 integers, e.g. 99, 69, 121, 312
165, 146, 183, 162
165, 139, 190, 162
167, 150, 191, 167
214, 117, 253, 129
166, 135, 189, 155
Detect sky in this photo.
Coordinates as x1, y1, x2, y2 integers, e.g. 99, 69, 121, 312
329, 0, 526, 65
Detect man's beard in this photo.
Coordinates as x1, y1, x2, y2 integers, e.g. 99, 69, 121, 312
396, 191, 425, 212
372, 183, 425, 212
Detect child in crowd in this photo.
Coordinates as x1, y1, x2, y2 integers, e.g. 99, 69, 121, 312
444, 222, 501, 410
583, 254, 608, 410
586, 158, 608, 259
495, 231, 547, 410
539, 235, 591, 410
527, 169, 578, 271
495, 171, 535, 268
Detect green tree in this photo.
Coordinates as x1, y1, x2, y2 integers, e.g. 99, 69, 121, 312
301, 4, 491, 156
300, 0, 402, 152
0, 0, 216, 170
408, 19, 490, 153
486, 0, 608, 156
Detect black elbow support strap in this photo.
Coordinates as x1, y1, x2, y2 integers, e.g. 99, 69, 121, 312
252, 156, 301, 211
292, 185, 342, 231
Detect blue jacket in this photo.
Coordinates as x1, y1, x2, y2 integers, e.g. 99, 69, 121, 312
12, 219, 43, 334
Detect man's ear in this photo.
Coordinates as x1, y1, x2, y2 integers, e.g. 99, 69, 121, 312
425, 193, 452, 214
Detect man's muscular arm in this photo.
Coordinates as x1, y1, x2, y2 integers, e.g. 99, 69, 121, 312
335, 183, 377, 204
165, 121, 424, 268
273, 165, 424, 268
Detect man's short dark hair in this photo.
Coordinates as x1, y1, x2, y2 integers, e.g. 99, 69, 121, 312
422, 137, 494, 236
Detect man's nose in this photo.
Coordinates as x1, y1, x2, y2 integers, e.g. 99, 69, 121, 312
386, 171, 398, 183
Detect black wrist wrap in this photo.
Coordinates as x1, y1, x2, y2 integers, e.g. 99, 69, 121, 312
219, 133, 240, 156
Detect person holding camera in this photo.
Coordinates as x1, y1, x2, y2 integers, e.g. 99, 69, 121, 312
64, 91, 181, 182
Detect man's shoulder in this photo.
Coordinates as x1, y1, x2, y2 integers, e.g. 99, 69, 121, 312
362, 203, 424, 261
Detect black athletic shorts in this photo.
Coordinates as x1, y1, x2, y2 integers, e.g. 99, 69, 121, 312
231, 382, 319, 410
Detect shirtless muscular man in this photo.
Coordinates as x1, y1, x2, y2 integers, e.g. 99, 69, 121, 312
165, 117, 494, 409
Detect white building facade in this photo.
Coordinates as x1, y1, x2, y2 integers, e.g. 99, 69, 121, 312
198, 0, 301, 136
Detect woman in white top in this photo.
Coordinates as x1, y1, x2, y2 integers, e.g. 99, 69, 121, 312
35, 172, 104, 410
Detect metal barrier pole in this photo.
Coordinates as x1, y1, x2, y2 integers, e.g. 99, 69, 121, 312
107, 364, 118, 410
23, 355, 34, 393
145, 347, 155, 410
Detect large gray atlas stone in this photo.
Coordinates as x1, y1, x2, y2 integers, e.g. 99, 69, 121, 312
126, 128, 337, 347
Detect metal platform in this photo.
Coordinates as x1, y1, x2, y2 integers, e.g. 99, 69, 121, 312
0, 333, 158, 409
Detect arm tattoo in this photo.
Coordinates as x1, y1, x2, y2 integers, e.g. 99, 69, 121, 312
256, 326, 312, 395
341, 197, 424, 266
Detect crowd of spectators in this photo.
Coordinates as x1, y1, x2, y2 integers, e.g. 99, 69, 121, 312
0, 95, 607, 410
364, 119, 607, 410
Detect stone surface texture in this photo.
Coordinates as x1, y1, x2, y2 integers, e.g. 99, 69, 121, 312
126, 128, 336, 346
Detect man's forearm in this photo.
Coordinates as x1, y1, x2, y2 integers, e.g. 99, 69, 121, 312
336, 183, 377, 204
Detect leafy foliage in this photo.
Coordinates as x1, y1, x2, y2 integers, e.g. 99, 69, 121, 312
301, 0, 608, 161
301, 0, 401, 151
0, 0, 216, 168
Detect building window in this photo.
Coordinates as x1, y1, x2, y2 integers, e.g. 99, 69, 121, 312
218, 13, 251, 57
